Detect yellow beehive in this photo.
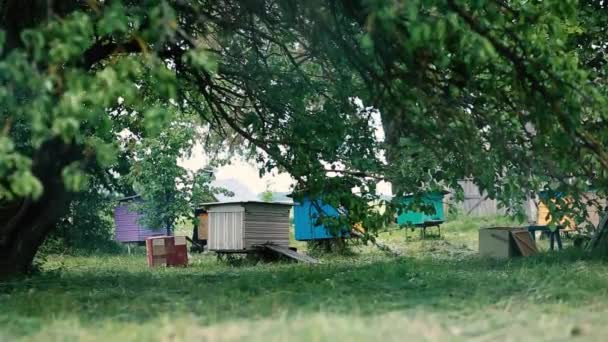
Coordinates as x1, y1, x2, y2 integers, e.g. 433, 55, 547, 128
197, 212, 209, 240
537, 201, 576, 230
353, 223, 365, 234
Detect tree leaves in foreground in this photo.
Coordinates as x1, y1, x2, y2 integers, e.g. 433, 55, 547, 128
2, 0, 608, 274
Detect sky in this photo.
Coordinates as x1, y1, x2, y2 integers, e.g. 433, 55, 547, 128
178, 147, 295, 198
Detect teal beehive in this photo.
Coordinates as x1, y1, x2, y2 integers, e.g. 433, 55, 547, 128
397, 192, 446, 226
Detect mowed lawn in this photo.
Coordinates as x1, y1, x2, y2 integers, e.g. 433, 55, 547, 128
2, 216, 608, 341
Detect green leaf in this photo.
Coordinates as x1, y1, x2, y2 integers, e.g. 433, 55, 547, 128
183, 48, 218, 72
52, 117, 80, 142
89, 139, 117, 167
143, 108, 169, 135
62, 163, 89, 192
9, 171, 43, 199
98, 3, 130, 35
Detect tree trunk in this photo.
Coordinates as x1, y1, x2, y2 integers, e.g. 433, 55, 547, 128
0, 139, 80, 277
0, 197, 68, 275
589, 212, 608, 256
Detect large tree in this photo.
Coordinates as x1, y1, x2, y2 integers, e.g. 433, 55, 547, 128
2, 0, 608, 275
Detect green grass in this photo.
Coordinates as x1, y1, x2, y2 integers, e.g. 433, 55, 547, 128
2, 216, 608, 341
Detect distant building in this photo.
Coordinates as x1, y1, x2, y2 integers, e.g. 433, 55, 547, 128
114, 195, 164, 243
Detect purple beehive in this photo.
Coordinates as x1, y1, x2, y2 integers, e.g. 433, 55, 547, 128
114, 196, 165, 243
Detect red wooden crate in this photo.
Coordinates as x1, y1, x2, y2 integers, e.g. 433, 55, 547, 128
146, 236, 171, 267
168, 236, 188, 267
146, 236, 188, 267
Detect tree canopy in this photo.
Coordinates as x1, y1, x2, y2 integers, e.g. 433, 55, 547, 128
2, 0, 608, 274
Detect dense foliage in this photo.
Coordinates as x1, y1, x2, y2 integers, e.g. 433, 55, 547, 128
2, 0, 608, 273
43, 188, 119, 255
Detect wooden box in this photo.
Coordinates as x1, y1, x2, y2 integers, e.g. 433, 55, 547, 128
145, 236, 188, 267
146, 236, 171, 267
167, 236, 188, 267
479, 227, 523, 259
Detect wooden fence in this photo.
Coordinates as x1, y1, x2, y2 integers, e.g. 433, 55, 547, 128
446, 180, 536, 221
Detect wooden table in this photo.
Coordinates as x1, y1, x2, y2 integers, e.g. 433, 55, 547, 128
527, 225, 563, 250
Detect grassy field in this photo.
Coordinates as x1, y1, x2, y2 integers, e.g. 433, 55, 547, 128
2, 216, 608, 341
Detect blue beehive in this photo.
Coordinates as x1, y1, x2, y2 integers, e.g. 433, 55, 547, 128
294, 196, 349, 241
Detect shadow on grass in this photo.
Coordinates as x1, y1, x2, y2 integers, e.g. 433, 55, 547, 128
1, 248, 607, 335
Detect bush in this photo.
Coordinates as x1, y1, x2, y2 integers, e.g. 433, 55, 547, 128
40, 190, 122, 256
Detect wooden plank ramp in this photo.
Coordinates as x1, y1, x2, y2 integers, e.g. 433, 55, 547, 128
259, 243, 320, 264
511, 230, 538, 256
